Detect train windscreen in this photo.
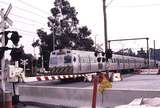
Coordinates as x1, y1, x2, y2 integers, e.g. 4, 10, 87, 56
64, 55, 72, 64
50, 55, 72, 67
50, 57, 57, 65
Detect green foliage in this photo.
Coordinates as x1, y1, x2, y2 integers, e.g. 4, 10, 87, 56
10, 31, 22, 46
47, 0, 95, 50
10, 46, 24, 61
137, 48, 147, 58
32, 0, 96, 69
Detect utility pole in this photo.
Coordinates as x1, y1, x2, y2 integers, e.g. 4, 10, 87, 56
103, 0, 108, 52
52, 28, 55, 51
0, 4, 13, 92
146, 38, 149, 67
33, 38, 36, 57
153, 40, 156, 66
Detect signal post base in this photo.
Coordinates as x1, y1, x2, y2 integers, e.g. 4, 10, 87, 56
0, 90, 13, 108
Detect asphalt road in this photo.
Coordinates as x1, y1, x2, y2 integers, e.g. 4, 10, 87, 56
1, 74, 134, 108
17, 74, 160, 108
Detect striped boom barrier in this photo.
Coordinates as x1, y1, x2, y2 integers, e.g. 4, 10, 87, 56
135, 68, 160, 75
23, 74, 88, 83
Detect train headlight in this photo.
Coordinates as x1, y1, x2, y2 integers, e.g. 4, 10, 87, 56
97, 57, 101, 62
102, 58, 106, 62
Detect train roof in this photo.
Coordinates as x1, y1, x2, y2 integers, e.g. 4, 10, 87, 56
50, 49, 95, 55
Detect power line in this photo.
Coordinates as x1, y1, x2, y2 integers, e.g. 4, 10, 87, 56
0, 0, 47, 19
0, 0, 8, 6
111, 4, 160, 8
10, 13, 46, 26
10, 26, 36, 34
0, 3, 47, 26
13, 19, 49, 30
20, 33, 37, 38
13, 5, 47, 19
13, 19, 49, 29
106, 0, 115, 8
11, 26, 50, 36
17, 0, 50, 15
13, 19, 34, 26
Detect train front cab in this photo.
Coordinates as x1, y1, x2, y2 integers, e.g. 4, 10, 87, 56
49, 49, 74, 75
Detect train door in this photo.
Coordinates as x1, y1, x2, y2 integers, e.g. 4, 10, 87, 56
117, 59, 120, 70
72, 55, 80, 74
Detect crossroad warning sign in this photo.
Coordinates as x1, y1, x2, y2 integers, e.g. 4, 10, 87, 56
98, 74, 112, 93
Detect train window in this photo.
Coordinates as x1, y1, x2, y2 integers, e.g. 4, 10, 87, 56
117, 59, 120, 63
94, 52, 98, 57
108, 59, 111, 63
111, 59, 113, 63
73, 57, 76, 62
52, 52, 55, 55
64, 55, 72, 63
90, 58, 96, 63
57, 52, 65, 55
113, 58, 116, 63
83, 57, 89, 63
67, 51, 71, 53
110, 59, 112, 63
119, 59, 122, 63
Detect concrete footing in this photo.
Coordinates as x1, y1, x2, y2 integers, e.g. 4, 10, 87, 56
0, 90, 12, 108
18, 85, 160, 108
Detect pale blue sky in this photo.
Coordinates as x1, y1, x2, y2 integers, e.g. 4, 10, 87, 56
1, 0, 160, 56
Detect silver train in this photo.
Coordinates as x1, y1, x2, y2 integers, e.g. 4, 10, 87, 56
49, 49, 158, 75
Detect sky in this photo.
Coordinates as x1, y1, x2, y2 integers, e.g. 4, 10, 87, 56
1, 0, 160, 57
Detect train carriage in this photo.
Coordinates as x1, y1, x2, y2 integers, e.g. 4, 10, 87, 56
49, 49, 157, 75
49, 49, 106, 75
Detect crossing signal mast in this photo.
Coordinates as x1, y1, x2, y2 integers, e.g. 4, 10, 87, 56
0, 4, 13, 92
0, 4, 22, 92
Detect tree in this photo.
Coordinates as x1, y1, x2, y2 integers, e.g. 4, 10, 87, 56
137, 48, 147, 58
47, 0, 95, 50
20, 53, 35, 76
33, 0, 95, 69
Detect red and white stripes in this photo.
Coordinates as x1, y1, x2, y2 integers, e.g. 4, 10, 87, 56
23, 74, 87, 82
135, 68, 160, 75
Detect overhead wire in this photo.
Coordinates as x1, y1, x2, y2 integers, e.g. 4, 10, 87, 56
10, 26, 50, 37
17, 0, 50, 15
0, 2, 47, 26
10, 13, 47, 26
10, 26, 36, 34
110, 3, 160, 8
0, 0, 48, 27
13, 19, 35, 26
106, 0, 115, 8
12, 6, 47, 19
13, 19, 50, 30
0, 0, 48, 19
